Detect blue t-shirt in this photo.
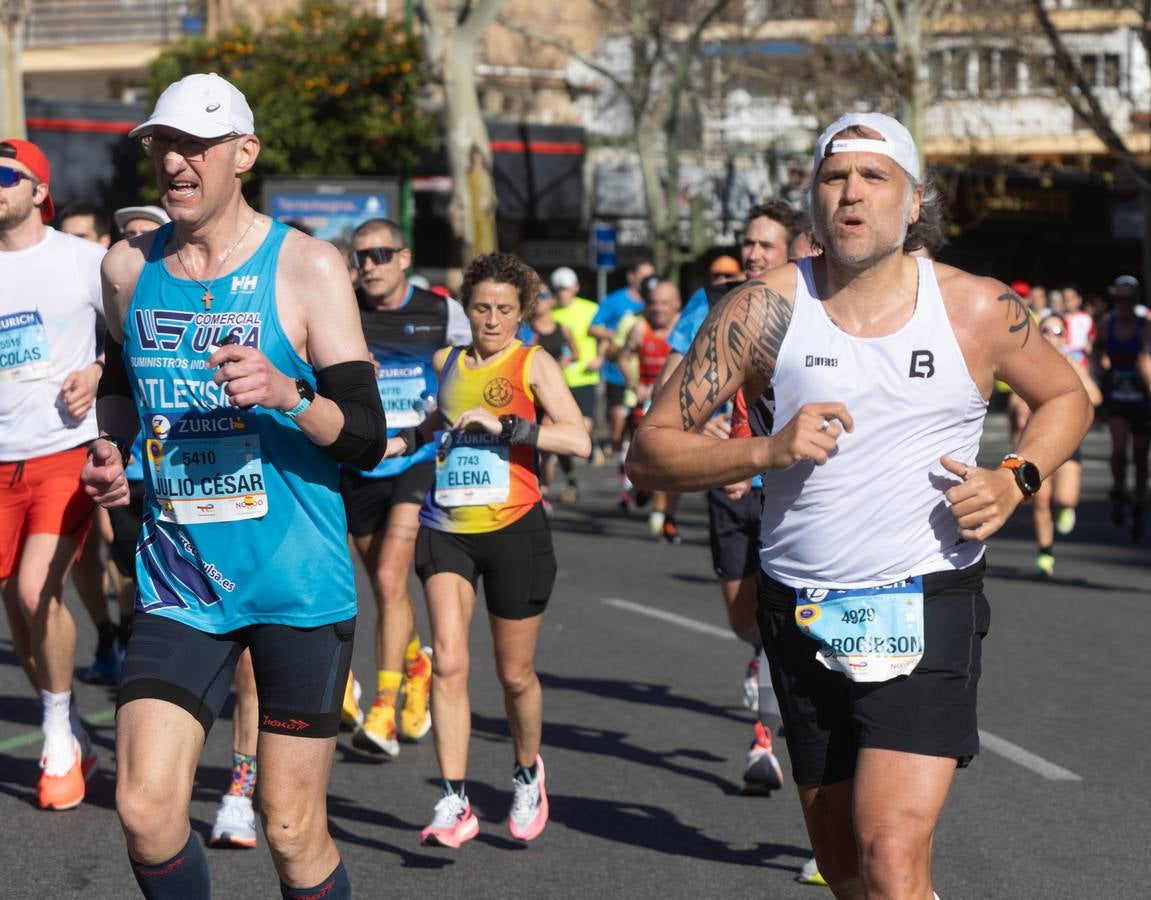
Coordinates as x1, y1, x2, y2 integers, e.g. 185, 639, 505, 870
667, 288, 709, 356
591, 287, 643, 385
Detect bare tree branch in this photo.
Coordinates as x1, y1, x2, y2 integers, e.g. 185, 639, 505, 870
495, 15, 637, 104
1030, 0, 1151, 191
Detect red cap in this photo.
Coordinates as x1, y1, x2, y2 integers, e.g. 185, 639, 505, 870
0, 138, 55, 223
1009, 279, 1031, 299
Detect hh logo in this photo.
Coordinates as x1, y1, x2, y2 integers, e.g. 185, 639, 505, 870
231, 275, 259, 293
909, 350, 935, 379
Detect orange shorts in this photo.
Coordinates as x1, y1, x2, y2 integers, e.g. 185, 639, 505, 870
0, 446, 94, 580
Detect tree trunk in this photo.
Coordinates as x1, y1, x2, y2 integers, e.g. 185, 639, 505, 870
1, 12, 29, 139
442, 36, 498, 263
636, 112, 667, 271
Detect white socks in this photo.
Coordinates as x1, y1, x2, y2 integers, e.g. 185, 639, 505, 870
41, 690, 77, 775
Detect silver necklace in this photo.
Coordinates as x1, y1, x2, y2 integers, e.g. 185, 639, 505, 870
175, 214, 259, 311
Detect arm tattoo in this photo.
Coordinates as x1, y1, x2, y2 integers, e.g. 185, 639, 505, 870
997, 291, 1032, 348
679, 286, 793, 431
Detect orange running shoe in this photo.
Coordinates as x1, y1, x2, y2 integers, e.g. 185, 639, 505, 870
38, 738, 86, 811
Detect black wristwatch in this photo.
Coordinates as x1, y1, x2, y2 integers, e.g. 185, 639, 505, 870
285, 377, 315, 420
1000, 454, 1041, 501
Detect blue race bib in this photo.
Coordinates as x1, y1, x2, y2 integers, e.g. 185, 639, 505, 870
145, 410, 267, 524
433, 428, 510, 507
0, 310, 51, 383
794, 577, 925, 682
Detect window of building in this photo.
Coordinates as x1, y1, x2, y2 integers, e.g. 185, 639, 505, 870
1103, 53, 1120, 88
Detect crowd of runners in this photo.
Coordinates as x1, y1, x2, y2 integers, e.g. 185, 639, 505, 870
0, 72, 1143, 899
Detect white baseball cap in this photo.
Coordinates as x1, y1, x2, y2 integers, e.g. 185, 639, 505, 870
113, 205, 170, 231
129, 73, 254, 139
813, 112, 921, 184
550, 266, 578, 290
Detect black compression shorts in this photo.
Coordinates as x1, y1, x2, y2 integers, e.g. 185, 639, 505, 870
117, 613, 355, 738
570, 384, 597, 420
339, 462, 433, 537
415, 503, 556, 620
706, 487, 762, 581
759, 558, 990, 787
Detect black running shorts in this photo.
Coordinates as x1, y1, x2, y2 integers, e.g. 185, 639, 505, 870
759, 559, 990, 787
706, 487, 763, 581
117, 613, 356, 738
339, 462, 433, 537
1104, 399, 1151, 436
604, 381, 627, 410
415, 503, 556, 620
570, 384, 597, 420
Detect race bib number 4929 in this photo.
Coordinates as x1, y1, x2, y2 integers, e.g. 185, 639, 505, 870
794, 577, 925, 683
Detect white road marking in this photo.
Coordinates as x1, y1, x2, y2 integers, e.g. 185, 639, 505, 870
602, 597, 737, 641
977, 730, 1083, 781
604, 596, 1084, 782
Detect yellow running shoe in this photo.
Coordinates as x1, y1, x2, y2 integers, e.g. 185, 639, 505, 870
399, 647, 433, 741
340, 673, 363, 731
353, 701, 400, 757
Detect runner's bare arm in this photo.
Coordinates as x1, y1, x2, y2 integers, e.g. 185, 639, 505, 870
627, 277, 793, 491
211, 233, 382, 459
942, 274, 1093, 540
1139, 325, 1151, 392
529, 350, 592, 457
94, 237, 148, 444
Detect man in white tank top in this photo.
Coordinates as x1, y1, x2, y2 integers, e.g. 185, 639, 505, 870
628, 112, 1093, 899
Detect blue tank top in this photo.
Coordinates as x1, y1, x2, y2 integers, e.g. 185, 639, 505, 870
122, 221, 355, 632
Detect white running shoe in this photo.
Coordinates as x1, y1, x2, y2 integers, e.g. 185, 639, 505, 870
507, 755, 549, 842
421, 792, 479, 848
796, 856, 827, 885
210, 795, 258, 849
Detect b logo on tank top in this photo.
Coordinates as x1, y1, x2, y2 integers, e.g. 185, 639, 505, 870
909, 349, 935, 379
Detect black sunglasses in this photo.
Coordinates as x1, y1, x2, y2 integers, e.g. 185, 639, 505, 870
0, 167, 37, 189
350, 247, 402, 268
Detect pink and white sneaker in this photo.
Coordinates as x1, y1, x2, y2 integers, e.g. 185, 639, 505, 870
420, 792, 479, 848
507, 755, 549, 842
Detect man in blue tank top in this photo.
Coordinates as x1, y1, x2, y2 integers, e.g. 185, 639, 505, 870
629, 112, 1093, 899
80, 73, 386, 900
339, 216, 471, 758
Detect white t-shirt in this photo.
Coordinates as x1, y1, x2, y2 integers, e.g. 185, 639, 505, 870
0, 228, 105, 460
759, 257, 987, 588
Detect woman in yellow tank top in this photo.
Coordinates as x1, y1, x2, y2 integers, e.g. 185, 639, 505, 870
382, 253, 590, 848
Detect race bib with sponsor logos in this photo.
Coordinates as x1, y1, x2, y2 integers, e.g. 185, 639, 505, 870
144, 410, 268, 524
433, 428, 510, 507
377, 362, 434, 429
0, 310, 51, 383
794, 577, 925, 683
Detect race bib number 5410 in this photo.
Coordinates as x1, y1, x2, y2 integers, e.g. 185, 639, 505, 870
794, 577, 925, 683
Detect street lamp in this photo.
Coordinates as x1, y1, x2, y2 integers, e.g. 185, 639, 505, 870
1, 0, 30, 138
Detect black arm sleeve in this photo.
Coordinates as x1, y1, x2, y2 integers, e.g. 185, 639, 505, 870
96, 335, 133, 400
315, 360, 388, 470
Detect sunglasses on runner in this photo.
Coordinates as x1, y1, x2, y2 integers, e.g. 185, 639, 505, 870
349, 247, 402, 268
1040, 327, 1064, 337
0, 167, 37, 189
139, 132, 240, 161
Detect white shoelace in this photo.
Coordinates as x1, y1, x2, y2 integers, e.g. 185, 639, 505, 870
430, 792, 467, 828
510, 777, 539, 823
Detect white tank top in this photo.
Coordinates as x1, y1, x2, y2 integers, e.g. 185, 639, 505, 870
759, 257, 987, 588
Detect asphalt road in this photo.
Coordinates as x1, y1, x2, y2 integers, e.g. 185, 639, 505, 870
1, 411, 1148, 899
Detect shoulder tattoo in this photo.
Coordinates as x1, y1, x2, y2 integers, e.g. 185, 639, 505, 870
679, 286, 792, 430
997, 291, 1032, 348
